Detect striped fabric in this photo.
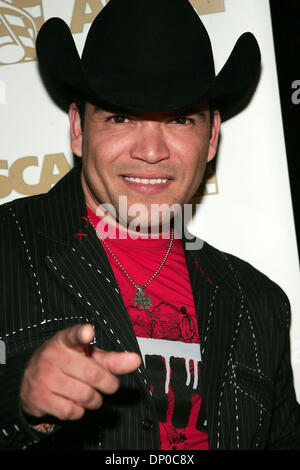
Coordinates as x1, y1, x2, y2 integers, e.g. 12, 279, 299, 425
0, 162, 299, 450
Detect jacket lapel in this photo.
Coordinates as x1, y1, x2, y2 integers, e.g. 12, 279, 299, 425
184, 232, 242, 449
44, 227, 142, 356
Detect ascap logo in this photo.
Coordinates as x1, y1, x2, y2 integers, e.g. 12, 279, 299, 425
0, 153, 70, 198
194, 163, 219, 198
189, 0, 225, 16
71, 0, 107, 34
0, 154, 218, 200
202, 170, 218, 196
0, 0, 225, 66
70, 0, 225, 34
0, 0, 44, 66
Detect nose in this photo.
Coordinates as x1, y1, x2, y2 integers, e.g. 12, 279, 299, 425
130, 122, 170, 163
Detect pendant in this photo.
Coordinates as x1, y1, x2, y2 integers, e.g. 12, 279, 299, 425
133, 286, 152, 310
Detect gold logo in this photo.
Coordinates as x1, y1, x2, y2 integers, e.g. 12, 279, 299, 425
0, 0, 44, 65
0, 154, 71, 198
70, 0, 107, 34
190, 0, 225, 16
70, 0, 225, 34
0, 0, 225, 65
193, 163, 219, 200
203, 170, 219, 196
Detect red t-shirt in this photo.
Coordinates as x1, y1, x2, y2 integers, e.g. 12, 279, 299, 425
87, 207, 209, 450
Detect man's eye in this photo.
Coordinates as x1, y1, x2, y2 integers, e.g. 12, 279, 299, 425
107, 115, 129, 124
172, 117, 193, 125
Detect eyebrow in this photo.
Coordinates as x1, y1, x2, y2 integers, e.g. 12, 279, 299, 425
92, 103, 208, 121
94, 106, 206, 117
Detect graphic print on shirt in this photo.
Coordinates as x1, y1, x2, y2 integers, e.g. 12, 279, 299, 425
126, 301, 209, 450
137, 338, 207, 449
127, 301, 198, 341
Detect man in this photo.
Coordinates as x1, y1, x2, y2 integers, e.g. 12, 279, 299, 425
0, 0, 299, 450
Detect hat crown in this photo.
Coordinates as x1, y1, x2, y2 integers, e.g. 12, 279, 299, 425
36, 0, 260, 118
82, 0, 215, 82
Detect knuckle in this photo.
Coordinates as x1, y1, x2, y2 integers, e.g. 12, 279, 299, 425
108, 376, 120, 394
71, 407, 86, 420
99, 373, 120, 395
78, 387, 94, 405
89, 392, 103, 410
59, 402, 78, 421
25, 406, 46, 419
38, 342, 57, 363
85, 366, 102, 384
94, 393, 103, 409
22, 403, 44, 418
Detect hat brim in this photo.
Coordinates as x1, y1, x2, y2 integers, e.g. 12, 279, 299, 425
36, 18, 261, 121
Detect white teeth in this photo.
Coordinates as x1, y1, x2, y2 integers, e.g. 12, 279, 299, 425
124, 177, 169, 184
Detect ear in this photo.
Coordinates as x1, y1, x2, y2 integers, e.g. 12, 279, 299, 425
69, 103, 83, 158
207, 110, 221, 163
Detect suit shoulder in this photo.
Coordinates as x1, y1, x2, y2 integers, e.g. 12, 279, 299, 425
0, 194, 47, 241
224, 249, 288, 298
0, 193, 46, 219
203, 241, 291, 327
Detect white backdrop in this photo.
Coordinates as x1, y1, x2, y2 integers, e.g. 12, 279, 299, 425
1, 0, 300, 399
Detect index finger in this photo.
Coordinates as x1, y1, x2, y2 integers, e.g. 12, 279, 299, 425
92, 350, 142, 375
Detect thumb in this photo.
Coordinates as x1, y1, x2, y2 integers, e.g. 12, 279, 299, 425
57, 323, 95, 351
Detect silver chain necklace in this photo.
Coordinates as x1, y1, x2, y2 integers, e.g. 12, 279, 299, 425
87, 216, 174, 310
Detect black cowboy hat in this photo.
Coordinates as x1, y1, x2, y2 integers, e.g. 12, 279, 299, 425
36, 0, 261, 120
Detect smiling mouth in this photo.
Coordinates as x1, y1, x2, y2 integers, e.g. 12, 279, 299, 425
122, 176, 170, 185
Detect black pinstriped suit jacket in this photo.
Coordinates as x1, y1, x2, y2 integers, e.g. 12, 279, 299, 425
0, 162, 300, 450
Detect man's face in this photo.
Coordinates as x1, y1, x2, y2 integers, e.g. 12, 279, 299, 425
70, 101, 220, 230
